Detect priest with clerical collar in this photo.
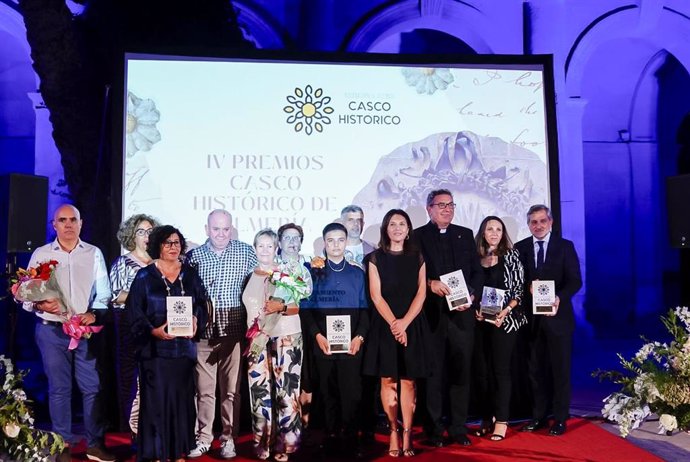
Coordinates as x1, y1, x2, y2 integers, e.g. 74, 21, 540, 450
412, 189, 484, 448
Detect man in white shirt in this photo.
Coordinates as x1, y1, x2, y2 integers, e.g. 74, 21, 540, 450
341, 205, 375, 267
25, 204, 115, 462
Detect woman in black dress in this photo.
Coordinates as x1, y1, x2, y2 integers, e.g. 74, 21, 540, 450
127, 225, 206, 461
363, 209, 430, 457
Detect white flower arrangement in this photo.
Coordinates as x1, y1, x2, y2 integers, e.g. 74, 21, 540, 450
0, 356, 64, 461
595, 307, 690, 437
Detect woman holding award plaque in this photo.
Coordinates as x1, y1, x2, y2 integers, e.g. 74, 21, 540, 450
243, 228, 304, 462
126, 225, 207, 462
362, 209, 430, 458
472, 216, 527, 441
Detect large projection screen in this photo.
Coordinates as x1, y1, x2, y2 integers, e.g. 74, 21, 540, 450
123, 53, 558, 253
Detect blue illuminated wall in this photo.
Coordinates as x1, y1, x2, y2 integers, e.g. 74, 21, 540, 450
2, 0, 690, 339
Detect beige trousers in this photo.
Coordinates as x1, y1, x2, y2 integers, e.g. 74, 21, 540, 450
194, 337, 242, 444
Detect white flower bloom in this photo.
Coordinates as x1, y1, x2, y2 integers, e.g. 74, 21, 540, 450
674, 306, 690, 330
126, 91, 162, 157
401, 68, 454, 95
3, 421, 20, 438
635, 343, 655, 361
658, 414, 678, 434
602, 393, 650, 437
602, 393, 630, 423
12, 389, 27, 402
632, 373, 661, 402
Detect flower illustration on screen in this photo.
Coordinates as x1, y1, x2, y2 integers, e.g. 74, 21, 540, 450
283, 85, 334, 136
126, 91, 162, 157
401, 67, 454, 95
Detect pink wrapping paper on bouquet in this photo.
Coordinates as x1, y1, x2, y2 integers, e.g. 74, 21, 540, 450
62, 316, 103, 350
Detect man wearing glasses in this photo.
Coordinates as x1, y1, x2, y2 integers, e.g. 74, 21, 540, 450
413, 189, 483, 448
187, 209, 258, 459
23, 204, 115, 462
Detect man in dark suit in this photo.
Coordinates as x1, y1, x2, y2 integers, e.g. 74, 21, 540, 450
414, 189, 483, 447
515, 204, 582, 436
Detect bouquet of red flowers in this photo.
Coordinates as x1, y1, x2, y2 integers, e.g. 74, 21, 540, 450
10, 260, 103, 350
10, 260, 72, 318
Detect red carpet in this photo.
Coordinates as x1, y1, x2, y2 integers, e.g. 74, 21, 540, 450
66, 418, 662, 461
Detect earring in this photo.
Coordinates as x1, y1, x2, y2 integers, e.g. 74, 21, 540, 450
405, 234, 410, 240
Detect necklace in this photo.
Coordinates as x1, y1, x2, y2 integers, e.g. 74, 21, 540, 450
156, 261, 185, 296
327, 259, 346, 272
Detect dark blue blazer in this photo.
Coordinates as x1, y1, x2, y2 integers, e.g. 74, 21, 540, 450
515, 235, 582, 335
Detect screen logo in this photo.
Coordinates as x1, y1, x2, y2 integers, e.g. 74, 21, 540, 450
284, 85, 334, 136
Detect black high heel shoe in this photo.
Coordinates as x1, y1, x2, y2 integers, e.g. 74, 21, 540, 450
474, 419, 494, 437
402, 428, 416, 457
388, 422, 401, 457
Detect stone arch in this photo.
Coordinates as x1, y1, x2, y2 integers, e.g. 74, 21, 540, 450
232, 0, 290, 49
565, 5, 690, 96
341, 0, 492, 53
564, 4, 690, 332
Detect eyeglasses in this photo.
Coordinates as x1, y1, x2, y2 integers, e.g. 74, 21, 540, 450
431, 202, 456, 209
162, 240, 181, 248
135, 228, 153, 237
281, 235, 302, 242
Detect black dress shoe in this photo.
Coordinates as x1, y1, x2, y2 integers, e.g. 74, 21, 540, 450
453, 434, 472, 446
549, 421, 567, 436
423, 437, 445, 448
521, 419, 546, 432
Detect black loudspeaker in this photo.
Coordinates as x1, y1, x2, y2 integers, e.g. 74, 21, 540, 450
0, 174, 48, 253
667, 174, 690, 249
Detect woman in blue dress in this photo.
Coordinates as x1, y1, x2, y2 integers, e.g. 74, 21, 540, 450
126, 225, 206, 462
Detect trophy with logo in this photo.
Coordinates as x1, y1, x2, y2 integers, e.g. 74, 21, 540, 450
440, 269, 470, 310
166, 295, 194, 336
326, 315, 351, 353
532, 280, 556, 315
480, 286, 506, 322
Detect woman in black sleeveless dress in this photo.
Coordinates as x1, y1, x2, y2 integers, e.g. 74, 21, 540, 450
363, 209, 431, 457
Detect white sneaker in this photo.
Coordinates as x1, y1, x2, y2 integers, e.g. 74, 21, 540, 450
188, 441, 210, 458
220, 439, 236, 459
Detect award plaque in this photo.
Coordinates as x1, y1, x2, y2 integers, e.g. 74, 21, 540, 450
166, 296, 194, 336
326, 315, 351, 353
440, 269, 471, 310
480, 286, 506, 322
532, 280, 556, 315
